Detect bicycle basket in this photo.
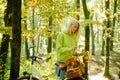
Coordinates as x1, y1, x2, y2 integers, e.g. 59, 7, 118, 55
65, 56, 84, 79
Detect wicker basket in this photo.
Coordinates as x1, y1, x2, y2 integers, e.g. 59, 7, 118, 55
65, 56, 84, 79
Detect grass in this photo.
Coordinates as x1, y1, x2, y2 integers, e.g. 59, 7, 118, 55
19, 52, 57, 80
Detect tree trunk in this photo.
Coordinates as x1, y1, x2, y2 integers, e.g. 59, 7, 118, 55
110, 0, 117, 51
104, 0, 111, 77
101, 29, 105, 56
0, 34, 10, 80
4, 0, 12, 26
2, 0, 12, 79
9, 0, 21, 79
75, 0, 80, 20
91, 25, 95, 55
47, 16, 52, 53
25, 37, 29, 59
32, 8, 35, 55
81, 0, 90, 80
23, 1, 29, 59
24, 20, 29, 59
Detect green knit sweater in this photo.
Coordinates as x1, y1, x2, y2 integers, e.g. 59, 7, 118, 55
56, 30, 78, 63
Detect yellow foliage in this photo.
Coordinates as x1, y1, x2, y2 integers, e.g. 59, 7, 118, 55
0, 33, 2, 42
82, 50, 90, 61
22, 5, 28, 16
25, 0, 31, 2
73, 14, 79, 20
0, 27, 12, 37
25, 0, 38, 9
32, 0, 38, 9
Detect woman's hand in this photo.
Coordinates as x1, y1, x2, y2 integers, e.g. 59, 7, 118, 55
70, 46, 77, 51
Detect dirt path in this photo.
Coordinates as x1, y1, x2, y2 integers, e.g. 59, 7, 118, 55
88, 51, 120, 80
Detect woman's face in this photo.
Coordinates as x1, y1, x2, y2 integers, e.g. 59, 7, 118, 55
71, 22, 79, 33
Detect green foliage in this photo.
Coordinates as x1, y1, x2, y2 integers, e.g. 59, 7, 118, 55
37, 0, 72, 17
22, 5, 31, 18
0, 53, 11, 80
0, 58, 4, 73
81, 19, 104, 27
4, 56, 11, 80
117, 0, 120, 10
0, 0, 6, 14
19, 52, 56, 80
21, 0, 83, 40
0, 27, 12, 37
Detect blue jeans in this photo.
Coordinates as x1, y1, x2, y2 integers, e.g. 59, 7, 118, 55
55, 61, 66, 80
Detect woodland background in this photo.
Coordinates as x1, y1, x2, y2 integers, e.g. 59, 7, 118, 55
0, 0, 120, 80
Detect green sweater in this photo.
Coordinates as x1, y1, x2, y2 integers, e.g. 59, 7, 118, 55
56, 30, 78, 63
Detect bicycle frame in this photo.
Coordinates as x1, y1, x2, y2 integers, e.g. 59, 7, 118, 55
17, 47, 46, 80
29, 57, 43, 80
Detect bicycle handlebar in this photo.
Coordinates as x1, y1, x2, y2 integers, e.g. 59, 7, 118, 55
28, 46, 51, 65
29, 55, 45, 65
30, 56, 43, 61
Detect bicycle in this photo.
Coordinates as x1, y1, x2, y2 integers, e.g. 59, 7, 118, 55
55, 53, 87, 80
17, 46, 51, 80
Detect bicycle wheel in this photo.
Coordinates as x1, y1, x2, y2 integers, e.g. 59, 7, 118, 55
17, 75, 40, 80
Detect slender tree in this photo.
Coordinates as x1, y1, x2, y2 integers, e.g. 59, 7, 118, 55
91, 24, 95, 55
0, 0, 12, 79
110, 0, 117, 51
101, 20, 106, 56
9, 0, 21, 79
47, 0, 53, 53
0, 34, 10, 80
101, 28, 105, 56
104, 0, 111, 77
81, 0, 90, 80
31, 8, 35, 55
75, 0, 80, 20
90, 12, 95, 55
23, 1, 29, 59
4, 0, 12, 26
47, 16, 52, 53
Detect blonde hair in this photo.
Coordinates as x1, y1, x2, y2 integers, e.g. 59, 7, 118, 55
64, 17, 80, 40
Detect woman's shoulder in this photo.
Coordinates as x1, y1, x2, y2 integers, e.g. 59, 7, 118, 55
56, 31, 66, 39
58, 30, 66, 35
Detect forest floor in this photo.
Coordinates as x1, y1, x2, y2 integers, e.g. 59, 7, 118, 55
88, 50, 120, 80
23, 49, 120, 80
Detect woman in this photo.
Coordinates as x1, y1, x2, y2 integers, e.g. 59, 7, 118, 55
56, 17, 80, 80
